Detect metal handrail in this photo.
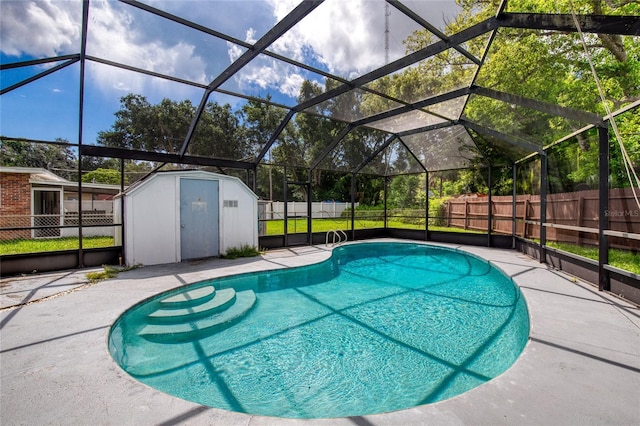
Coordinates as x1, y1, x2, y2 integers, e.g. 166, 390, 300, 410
325, 230, 338, 246
325, 229, 347, 247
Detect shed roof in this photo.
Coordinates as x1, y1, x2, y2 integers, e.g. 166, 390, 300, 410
119, 170, 257, 199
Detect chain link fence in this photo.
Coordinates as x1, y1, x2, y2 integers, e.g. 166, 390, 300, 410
0, 213, 119, 255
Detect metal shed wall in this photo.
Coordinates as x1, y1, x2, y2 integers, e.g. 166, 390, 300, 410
117, 171, 257, 267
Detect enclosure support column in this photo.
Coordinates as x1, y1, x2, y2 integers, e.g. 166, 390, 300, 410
283, 166, 288, 247
512, 162, 517, 249
539, 153, 548, 263
383, 176, 388, 229
307, 169, 312, 245
76, 0, 90, 268
77, 158, 84, 268
251, 165, 257, 193
598, 125, 610, 291
351, 173, 356, 241
120, 158, 125, 265
487, 164, 493, 247
425, 171, 429, 241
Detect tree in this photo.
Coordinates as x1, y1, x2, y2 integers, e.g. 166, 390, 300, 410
97, 94, 250, 162
82, 168, 121, 185
295, 80, 343, 167
355, 174, 385, 206
388, 174, 423, 209
80, 156, 120, 174
123, 161, 154, 185
190, 102, 247, 160
312, 170, 352, 202
393, 0, 639, 193
1, 139, 77, 180
241, 96, 289, 158
97, 94, 155, 150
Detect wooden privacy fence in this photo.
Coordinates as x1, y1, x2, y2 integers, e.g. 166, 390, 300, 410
443, 188, 640, 250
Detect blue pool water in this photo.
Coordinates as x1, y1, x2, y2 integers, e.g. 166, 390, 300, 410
109, 242, 530, 418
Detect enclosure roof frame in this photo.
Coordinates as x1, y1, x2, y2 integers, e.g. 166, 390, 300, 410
1, 1, 638, 175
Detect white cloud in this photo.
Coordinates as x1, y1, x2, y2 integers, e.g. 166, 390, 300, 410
268, 0, 301, 22
232, 55, 308, 100
2, 1, 210, 99
227, 42, 245, 63
245, 28, 258, 45
85, 1, 208, 95
0, 0, 81, 57
1, 0, 444, 104
226, 23, 309, 100
227, 0, 405, 98
226, 0, 396, 100
266, 0, 389, 78
281, 73, 306, 98
112, 79, 132, 93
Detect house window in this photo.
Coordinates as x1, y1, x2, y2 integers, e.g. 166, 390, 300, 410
223, 200, 238, 208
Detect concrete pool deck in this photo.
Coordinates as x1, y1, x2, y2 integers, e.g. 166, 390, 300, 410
1, 239, 639, 425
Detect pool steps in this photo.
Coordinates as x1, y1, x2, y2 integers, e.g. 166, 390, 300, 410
147, 288, 236, 324
138, 286, 256, 343
158, 285, 215, 309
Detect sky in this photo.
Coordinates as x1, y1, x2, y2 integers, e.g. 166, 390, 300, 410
0, 0, 463, 145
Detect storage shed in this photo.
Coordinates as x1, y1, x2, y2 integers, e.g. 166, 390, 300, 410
115, 170, 258, 266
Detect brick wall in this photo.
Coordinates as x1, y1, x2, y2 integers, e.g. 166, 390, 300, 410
1, 173, 31, 240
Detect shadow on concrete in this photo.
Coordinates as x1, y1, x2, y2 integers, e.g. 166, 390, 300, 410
0, 271, 85, 328
155, 406, 211, 426
0, 324, 109, 353
530, 337, 640, 373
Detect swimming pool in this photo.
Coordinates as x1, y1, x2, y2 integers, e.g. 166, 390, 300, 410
109, 242, 530, 418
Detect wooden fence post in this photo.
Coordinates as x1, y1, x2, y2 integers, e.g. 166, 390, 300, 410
577, 194, 584, 245
464, 199, 469, 230
523, 199, 529, 238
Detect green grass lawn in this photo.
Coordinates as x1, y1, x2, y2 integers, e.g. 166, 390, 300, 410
0, 236, 115, 255
263, 218, 485, 235
265, 219, 639, 274
5, 225, 636, 275
545, 241, 640, 275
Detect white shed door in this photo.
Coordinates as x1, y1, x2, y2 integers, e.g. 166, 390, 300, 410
180, 179, 219, 260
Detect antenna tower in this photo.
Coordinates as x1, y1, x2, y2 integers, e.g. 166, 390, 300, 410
385, 2, 390, 64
